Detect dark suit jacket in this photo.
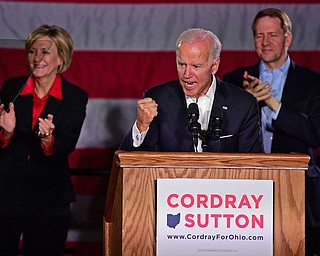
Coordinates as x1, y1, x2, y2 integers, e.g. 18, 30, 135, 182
0, 75, 88, 208
223, 60, 320, 154
223, 60, 320, 226
120, 78, 263, 153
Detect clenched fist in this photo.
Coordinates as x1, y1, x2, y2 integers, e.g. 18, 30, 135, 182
136, 97, 158, 132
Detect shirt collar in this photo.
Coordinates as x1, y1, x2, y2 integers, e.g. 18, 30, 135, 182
20, 74, 63, 100
259, 56, 291, 75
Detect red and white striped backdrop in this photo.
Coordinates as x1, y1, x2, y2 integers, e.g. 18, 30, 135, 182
1, 1, 320, 255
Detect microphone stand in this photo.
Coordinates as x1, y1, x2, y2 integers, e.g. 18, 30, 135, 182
213, 122, 222, 152
210, 109, 223, 152
199, 130, 208, 152
193, 135, 198, 152
214, 137, 221, 152
190, 121, 201, 152
188, 103, 201, 153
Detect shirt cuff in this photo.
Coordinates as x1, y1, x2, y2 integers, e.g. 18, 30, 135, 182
0, 129, 13, 148
41, 135, 55, 155
132, 120, 148, 147
272, 103, 282, 120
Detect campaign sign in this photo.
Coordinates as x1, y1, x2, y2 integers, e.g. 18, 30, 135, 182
156, 179, 273, 256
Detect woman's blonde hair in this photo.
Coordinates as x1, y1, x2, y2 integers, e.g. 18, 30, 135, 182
25, 24, 74, 73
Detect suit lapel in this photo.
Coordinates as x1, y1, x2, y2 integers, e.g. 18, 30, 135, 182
248, 64, 260, 78
281, 61, 299, 106
40, 75, 66, 119
212, 78, 231, 122
16, 94, 33, 132
166, 81, 189, 125
39, 96, 62, 119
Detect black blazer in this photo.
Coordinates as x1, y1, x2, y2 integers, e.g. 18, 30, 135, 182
120, 78, 263, 153
223, 61, 320, 226
223, 60, 320, 155
0, 75, 88, 208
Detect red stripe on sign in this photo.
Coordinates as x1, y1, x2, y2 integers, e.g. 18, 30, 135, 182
0, 49, 29, 89
69, 148, 117, 169
64, 241, 103, 256
219, 50, 320, 76
3, 0, 320, 3
66, 50, 320, 98
65, 51, 178, 99
71, 176, 109, 196
3, 49, 320, 99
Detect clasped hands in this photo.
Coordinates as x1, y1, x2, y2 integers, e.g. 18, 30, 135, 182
243, 71, 280, 112
38, 114, 55, 139
0, 102, 16, 138
136, 97, 158, 132
1, 103, 55, 140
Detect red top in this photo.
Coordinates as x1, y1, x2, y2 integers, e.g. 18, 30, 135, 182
0, 74, 63, 155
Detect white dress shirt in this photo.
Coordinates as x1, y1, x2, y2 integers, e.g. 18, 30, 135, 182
259, 57, 290, 153
132, 77, 217, 152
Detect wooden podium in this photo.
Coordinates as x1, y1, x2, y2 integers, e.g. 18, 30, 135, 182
103, 150, 309, 256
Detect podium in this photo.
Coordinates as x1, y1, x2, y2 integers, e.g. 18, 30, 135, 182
103, 150, 309, 256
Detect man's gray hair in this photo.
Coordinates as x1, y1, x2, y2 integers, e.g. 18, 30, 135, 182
175, 28, 222, 62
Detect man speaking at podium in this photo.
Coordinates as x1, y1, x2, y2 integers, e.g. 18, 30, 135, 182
120, 28, 263, 153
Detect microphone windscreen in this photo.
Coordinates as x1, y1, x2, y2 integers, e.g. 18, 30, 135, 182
188, 103, 199, 118
212, 106, 223, 120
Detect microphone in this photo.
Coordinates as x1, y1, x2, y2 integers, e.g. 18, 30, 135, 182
187, 103, 201, 152
210, 106, 223, 141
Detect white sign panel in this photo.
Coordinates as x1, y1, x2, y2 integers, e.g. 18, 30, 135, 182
156, 179, 273, 256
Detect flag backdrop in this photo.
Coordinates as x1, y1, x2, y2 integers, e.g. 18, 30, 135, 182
1, 1, 320, 255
